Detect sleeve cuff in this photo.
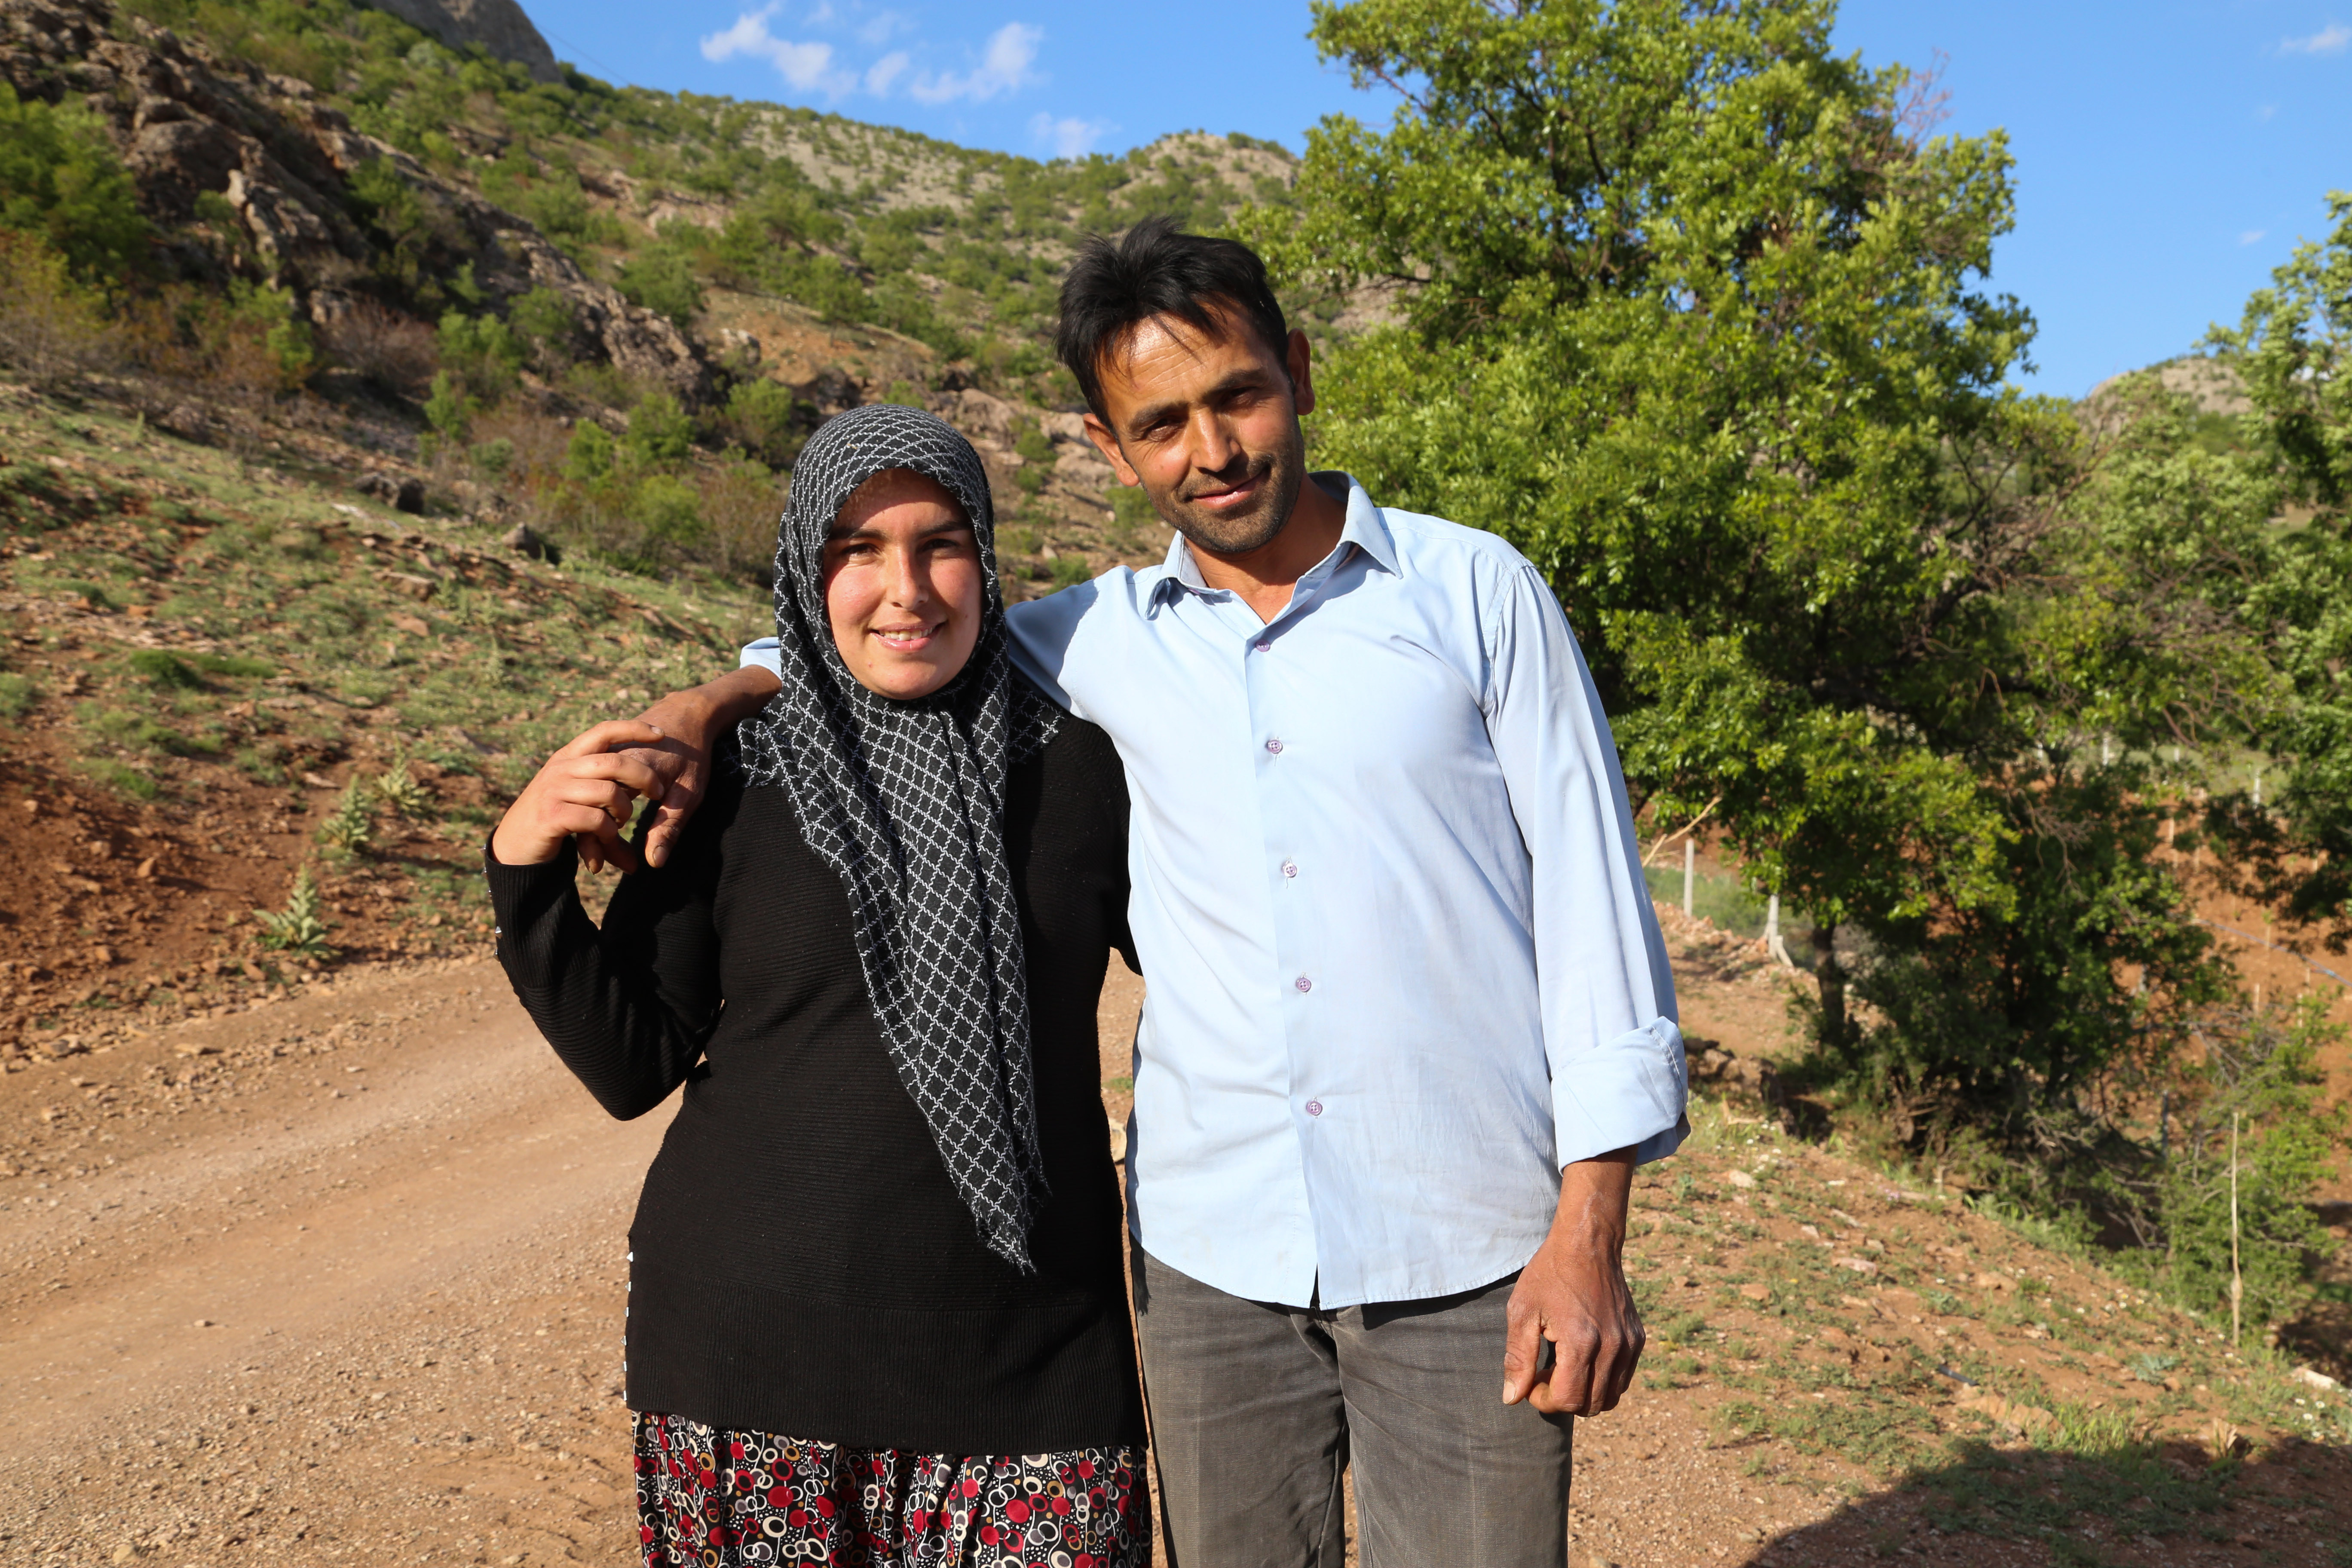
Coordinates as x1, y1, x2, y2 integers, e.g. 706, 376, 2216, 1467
483, 834, 580, 930
741, 637, 783, 674
1550, 1015, 1689, 1168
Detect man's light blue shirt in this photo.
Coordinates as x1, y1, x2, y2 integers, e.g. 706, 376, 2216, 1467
747, 474, 1684, 1309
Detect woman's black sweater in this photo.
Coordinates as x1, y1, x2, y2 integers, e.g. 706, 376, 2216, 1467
485, 718, 1143, 1456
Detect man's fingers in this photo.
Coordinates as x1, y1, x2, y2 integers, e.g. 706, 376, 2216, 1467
552, 751, 668, 801
615, 744, 692, 790
1532, 1323, 1602, 1416
554, 720, 667, 761
1500, 1289, 1547, 1406
542, 778, 647, 825
640, 799, 699, 870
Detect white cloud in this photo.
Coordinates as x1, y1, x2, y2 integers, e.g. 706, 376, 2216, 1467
2240, 229, 2268, 245
700, 5, 855, 95
1030, 112, 1111, 159
908, 22, 1043, 104
2281, 21, 2351, 53
865, 50, 910, 95
857, 9, 912, 46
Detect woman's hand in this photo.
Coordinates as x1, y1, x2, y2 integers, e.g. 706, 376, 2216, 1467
492, 720, 673, 871
578, 666, 784, 871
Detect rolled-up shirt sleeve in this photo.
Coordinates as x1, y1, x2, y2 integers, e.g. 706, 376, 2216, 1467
1484, 564, 1687, 1169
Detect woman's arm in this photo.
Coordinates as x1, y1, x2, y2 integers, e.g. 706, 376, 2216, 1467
490, 723, 729, 1120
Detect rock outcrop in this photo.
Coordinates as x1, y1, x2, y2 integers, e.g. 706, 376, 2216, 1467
362, 0, 559, 83
0, 0, 709, 402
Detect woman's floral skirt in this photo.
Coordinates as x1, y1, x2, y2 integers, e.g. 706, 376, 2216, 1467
634, 1411, 1152, 1567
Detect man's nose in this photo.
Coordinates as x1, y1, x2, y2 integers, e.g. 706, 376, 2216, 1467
1188, 407, 1242, 473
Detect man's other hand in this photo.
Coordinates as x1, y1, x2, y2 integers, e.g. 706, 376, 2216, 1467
1501, 1147, 1643, 1416
577, 666, 783, 872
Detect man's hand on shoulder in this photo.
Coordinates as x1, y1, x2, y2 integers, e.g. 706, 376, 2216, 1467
576, 665, 782, 871
1502, 1148, 1643, 1416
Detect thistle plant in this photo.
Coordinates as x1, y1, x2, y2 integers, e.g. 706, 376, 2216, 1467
372, 746, 436, 821
317, 776, 376, 858
253, 867, 334, 959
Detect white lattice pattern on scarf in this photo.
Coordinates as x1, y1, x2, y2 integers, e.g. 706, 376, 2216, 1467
734, 403, 1062, 1268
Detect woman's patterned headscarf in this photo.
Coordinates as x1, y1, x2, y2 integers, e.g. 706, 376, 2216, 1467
734, 403, 1062, 1269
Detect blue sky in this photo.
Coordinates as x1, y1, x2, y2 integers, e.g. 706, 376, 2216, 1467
524, 0, 2352, 397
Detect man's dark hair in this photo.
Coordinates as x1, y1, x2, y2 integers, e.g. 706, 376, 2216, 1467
1055, 217, 1291, 420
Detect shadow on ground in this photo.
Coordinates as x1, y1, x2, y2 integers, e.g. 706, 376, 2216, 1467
1742, 1437, 2352, 1567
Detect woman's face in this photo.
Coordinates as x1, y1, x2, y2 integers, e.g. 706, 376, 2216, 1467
821, 469, 986, 701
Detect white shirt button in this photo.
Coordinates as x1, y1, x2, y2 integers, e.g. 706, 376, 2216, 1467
1280, 860, 1298, 879
1265, 736, 1284, 754
1305, 1100, 1323, 1116
1254, 639, 1271, 652
1294, 974, 1312, 993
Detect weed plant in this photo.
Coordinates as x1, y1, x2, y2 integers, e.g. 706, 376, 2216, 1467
253, 867, 334, 959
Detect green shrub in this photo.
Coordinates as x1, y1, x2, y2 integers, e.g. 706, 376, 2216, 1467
564, 416, 615, 483
436, 309, 522, 399
622, 390, 695, 468
127, 649, 204, 689
617, 245, 704, 327
2147, 997, 2345, 1334
1050, 554, 1093, 588
317, 778, 377, 857
253, 867, 334, 960
0, 671, 34, 718
225, 279, 316, 387
720, 378, 808, 467
0, 83, 147, 281
372, 747, 437, 820
628, 474, 706, 567
470, 436, 516, 477
81, 758, 159, 800
184, 651, 275, 679
508, 285, 575, 361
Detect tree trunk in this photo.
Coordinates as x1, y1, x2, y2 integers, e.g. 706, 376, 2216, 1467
1812, 922, 1850, 1052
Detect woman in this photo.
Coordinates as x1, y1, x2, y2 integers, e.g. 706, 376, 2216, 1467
486, 404, 1148, 1567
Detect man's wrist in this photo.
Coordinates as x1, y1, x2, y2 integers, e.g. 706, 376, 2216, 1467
705, 664, 781, 726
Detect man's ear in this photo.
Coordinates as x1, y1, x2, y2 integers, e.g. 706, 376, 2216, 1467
1285, 328, 1316, 418
1081, 412, 1142, 487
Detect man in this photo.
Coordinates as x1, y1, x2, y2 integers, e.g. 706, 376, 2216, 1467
621, 219, 1683, 1567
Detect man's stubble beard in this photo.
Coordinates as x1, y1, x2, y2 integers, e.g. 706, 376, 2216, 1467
1150, 428, 1307, 560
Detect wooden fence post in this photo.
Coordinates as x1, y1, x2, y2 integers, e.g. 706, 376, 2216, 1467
2230, 1111, 2243, 1350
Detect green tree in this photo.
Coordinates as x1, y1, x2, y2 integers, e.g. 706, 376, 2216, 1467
2205, 192, 2352, 949
1246, 0, 2239, 1143
0, 83, 147, 281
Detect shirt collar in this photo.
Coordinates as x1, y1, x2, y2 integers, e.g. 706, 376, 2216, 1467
1154, 472, 1395, 607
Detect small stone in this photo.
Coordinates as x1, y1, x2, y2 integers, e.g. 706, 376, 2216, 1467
1726, 1170, 1757, 1189
192, 1318, 212, 1328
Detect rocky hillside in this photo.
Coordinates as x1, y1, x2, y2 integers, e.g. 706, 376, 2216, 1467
0, 0, 1323, 1063
365, 0, 557, 81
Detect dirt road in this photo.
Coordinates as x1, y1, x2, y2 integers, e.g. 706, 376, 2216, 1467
2, 959, 668, 1564
6, 936, 2347, 1568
